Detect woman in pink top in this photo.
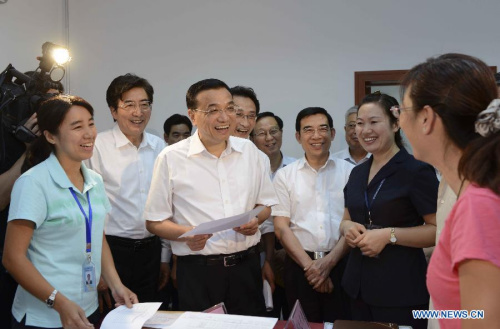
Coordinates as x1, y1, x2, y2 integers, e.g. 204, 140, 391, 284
395, 53, 500, 329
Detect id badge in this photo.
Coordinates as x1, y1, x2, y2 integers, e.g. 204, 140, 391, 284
82, 253, 97, 292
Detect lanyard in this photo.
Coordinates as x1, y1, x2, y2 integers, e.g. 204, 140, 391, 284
364, 178, 385, 226
69, 188, 92, 253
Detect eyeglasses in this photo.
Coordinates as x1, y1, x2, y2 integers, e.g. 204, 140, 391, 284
302, 125, 331, 136
118, 101, 152, 113
346, 122, 356, 130
390, 105, 413, 118
193, 105, 238, 117
253, 128, 282, 139
235, 111, 257, 121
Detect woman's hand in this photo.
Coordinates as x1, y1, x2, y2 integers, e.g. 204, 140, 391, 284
111, 284, 138, 308
54, 294, 94, 329
355, 228, 390, 257
343, 221, 366, 248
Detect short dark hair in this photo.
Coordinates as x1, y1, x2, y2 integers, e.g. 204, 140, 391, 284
401, 53, 498, 194
163, 114, 193, 135
495, 72, 500, 86
186, 79, 230, 110
23, 95, 94, 172
295, 107, 333, 132
255, 111, 283, 130
230, 86, 260, 114
358, 92, 403, 148
106, 73, 154, 110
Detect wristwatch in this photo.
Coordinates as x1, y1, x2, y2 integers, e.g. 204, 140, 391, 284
390, 227, 397, 245
46, 289, 57, 308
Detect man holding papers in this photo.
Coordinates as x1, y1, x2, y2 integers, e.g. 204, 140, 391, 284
144, 79, 277, 316
273, 107, 354, 323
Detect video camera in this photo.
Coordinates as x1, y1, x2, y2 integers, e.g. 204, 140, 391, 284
0, 42, 70, 145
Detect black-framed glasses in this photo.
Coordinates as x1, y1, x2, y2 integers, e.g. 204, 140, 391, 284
346, 122, 356, 130
253, 127, 282, 139
193, 105, 238, 117
118, 101, 152, 113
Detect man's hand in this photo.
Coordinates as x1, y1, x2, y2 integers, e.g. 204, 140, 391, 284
343, 221, 366, 248
304, 257, 334, 290
355, 228, 389, 257
262, 260, 275, 293
185, 234, 212, 251
158, 262, 170, 291
22, 112, 40, 146
97, 276, 112, 314
233, 217, 259, 236
313, 277, 334, 294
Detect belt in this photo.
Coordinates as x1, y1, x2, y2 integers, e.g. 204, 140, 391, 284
179, 246, 258, 267
105, 235, 158, 251
305, 250, 330, 260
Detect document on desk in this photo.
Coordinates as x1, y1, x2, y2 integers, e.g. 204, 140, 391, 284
179, 206, 265, 238
169, 312, 277, 329
100, 302, 162, 329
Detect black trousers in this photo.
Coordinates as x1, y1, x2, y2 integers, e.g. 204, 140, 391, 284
284, 254, 351, 323
106, 235, 161, 303
177, 249, 266, 316
0, 257, 17, 328
350, 297, 428, 329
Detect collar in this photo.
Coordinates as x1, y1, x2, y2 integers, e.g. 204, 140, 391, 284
47, 153, 98, 194
112, 123, 150, 149
187, 131, 243, 157
298, 153, 337, 171
365, 148, 410, 189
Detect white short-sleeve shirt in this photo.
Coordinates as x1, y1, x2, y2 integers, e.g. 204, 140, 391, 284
272, 155, 354, 252
8, 153, 110, 327
260, 154, 297, 235
333, 147, 370, 166
144, 132, 278, 256
86, 124, 166, 239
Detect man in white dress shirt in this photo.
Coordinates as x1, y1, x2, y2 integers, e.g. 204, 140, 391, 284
230, 85, 259, 138
251, 111, 296, 318
145, 79, 278, 316
87, 74, 167, 305
273, 107, 354, 323
333, 106, 370, 165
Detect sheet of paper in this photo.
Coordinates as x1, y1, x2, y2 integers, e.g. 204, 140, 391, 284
143, 311, 183, 328
263, 280, 273, 312
100, 302, 162, 329
179, 206, 265, 238
169, 311, 277, 329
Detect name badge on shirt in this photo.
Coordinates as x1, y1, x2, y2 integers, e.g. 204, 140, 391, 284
82, 253, 96, 292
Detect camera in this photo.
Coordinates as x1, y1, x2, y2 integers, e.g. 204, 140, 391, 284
0, 42, 70, 164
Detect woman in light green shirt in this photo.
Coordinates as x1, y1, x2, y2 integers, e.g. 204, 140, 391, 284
3, 95, 137, 328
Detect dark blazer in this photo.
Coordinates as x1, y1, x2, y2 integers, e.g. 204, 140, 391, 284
341, 148, 438, 307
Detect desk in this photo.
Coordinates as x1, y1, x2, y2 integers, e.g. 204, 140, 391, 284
143, 312, 324, 329
274, 320, 324, 328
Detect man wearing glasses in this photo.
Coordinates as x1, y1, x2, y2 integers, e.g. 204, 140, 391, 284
230, 86, 259, 138
87, 74, 168, 308
145, 79, 277, 316
273, 107, 354, 323
251, 111, 296, 318
333, 106, 370, 165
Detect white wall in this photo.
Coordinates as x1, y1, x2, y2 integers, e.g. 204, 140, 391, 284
2, 0, 499, 158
